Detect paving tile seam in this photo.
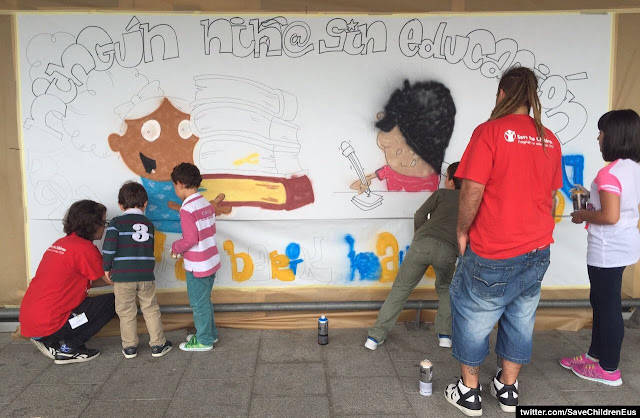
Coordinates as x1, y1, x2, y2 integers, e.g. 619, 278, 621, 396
384, 344, 418, 418
2, 356, 52, 408
321, 339, 337, 418
161, 352, 193, 418
76, 352, 125, 418
246, 330, 263, 417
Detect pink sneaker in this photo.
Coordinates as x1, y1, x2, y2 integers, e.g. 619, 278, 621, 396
559, 353, 597, 370
572, 363, 622, 386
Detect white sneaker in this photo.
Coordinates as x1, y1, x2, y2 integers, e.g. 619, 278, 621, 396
444, 378, 483, 417
364, 337, 384, 350
438, 335, 452, 348
30, 338, 56, 359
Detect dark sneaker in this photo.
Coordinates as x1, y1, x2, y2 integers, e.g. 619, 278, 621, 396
490, 371, 518, 413
30, 338, 57, 360
151, 341, 173, 358
445, 378, 482, 416
54, 344, 100, 365
122, 346, 138, 359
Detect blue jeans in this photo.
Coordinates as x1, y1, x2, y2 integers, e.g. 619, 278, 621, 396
186, 271, 218, 345
450, 246, 550, 366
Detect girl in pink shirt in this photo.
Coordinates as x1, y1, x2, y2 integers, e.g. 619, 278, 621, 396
562, 110, 640, 386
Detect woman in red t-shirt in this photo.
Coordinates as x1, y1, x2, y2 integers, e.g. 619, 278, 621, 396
19, 200, 116, 365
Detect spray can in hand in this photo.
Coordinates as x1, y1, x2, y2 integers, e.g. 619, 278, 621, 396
318, 315, 328, 345
419, 359, 433, 396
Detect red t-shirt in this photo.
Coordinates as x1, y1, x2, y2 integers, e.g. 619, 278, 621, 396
19, 234, 104, 337
456, 114, 563, 259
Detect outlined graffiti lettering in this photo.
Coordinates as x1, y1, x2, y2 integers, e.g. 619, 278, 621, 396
319, 18, 387, 55
201, 16, 314, 58
398, 19, 588, 144
24, 15, 180, 141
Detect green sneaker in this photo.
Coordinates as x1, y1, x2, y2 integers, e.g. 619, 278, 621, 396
186, 334, 218, 345
179, 335, 213, 352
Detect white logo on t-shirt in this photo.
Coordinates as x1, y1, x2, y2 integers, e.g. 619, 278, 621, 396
504, 130, 516, 142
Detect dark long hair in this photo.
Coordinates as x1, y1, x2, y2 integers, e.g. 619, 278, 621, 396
63, 200, 106, 241
490, 67, 545, 145
598, 110, 640, 163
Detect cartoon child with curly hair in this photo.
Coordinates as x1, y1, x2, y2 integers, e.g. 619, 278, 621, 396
351, 80, 456, 193
109, 84, 228, 233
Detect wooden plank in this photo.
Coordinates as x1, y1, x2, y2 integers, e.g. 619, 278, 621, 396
0, 14, 28, 306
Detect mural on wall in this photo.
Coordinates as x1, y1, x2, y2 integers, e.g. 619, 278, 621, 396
17, 13, 610, 289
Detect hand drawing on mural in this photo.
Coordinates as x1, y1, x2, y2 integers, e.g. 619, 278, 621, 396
345, 80, 456, 210
340, 141, 383, 210
190, 74, 314, 211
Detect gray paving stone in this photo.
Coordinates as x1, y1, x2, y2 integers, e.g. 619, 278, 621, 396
215, 328, 261, 352
259, 329, 324, 362
96, 367, 183, 400
517, 366, 573, 406
563, 389, 638, 406
385, 327, 452, 362
253, 363, 326, 396
0, 333, 12, 347
165, 398, 248, 417
81, 399, 171, 418
1, 326, 639, 418
330, 376, 411, 415
8, 336, 30, 344
183, 348, 258, 380
1, 383, 100, 418
249, 396, 330, 418
326, 345, 397, 377
325, 327, 371, 347
37, 354, 121, 384
335, 415, 416, 418
119, 346, 191, 369
0, 343, 54, 370
167, 378, 251, 417
85, 336, 127, 356
0, 367, 44, 404
533, 330, 583, 360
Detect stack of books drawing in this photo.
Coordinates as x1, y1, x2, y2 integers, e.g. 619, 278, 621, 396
191, 75, 314, 211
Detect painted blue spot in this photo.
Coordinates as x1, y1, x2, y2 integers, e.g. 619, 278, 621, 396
561, 155, 584, 198
399, 245, 410, 265
345, 234, 381, 281
285, 243, 303, 275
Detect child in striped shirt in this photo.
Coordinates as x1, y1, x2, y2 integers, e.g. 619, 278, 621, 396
103, 182, 172, 358
171, 163, 222, 352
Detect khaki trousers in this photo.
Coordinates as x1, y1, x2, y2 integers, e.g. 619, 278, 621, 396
114, 281, 166, 348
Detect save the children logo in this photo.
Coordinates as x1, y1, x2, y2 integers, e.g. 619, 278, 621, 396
504, 130, 516, 143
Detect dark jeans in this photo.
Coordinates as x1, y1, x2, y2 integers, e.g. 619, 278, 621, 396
587, 265, 625, 371
40, 294, 116, 349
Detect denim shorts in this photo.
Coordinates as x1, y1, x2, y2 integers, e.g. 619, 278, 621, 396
450, 246, 550, 366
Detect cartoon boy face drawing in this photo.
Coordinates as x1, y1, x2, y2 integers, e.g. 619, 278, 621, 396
350, 80, 456, 193
109, 98, 198, 181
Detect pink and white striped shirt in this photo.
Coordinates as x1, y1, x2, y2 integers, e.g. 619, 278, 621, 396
171, 193, 221, 277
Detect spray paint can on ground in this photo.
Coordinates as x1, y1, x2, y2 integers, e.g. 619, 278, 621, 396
318, 315, 328, 345
419, 359, 433, 396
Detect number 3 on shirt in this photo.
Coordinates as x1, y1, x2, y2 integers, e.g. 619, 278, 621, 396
132, 223, 150, 242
